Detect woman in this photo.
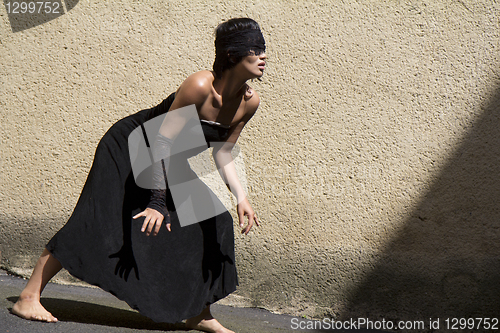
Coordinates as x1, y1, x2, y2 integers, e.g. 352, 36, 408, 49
12, 17, 266, 333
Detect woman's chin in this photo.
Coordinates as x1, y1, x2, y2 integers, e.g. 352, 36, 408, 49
253, 71, 264, 79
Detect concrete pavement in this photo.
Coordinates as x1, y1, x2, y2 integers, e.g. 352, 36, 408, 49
0, 269, 381, 333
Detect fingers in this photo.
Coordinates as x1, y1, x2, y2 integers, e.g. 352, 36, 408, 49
153, 218, 162, 236
139, 209, 164, 236
241, 213, 259, 235
141, 215, 151, 233
238, 211, 245, 228
146, 217, 160, 236
254, 214, 260, 227
241, 219, 253, 235
133, 211, 145, 219
164, 214, 172, 232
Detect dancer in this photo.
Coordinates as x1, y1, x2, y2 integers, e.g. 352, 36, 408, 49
12, 17, 266, 333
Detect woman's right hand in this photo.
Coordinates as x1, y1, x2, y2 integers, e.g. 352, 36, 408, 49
237, 197, 260, 235
133, 208, 171, 236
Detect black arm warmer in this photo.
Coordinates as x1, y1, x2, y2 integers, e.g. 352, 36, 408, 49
145, 134, 174, 219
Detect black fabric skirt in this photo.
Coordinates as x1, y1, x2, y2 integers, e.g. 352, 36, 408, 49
46, 93, 238, 323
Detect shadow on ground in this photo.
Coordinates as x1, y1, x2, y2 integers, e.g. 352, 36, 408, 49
7, 296, 186, 331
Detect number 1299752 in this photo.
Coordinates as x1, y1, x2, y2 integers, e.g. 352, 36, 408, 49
5, 2, 61, 14
444, 318, 498, 330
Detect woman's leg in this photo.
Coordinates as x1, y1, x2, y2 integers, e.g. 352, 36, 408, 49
12, 248, 62, 322
185, 305, 235, 333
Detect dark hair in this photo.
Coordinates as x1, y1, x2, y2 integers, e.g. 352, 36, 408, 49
213, 18, 266, 78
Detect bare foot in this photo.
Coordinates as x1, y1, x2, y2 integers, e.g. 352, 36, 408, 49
12, 293, 58, 322
185, 307, 234, 333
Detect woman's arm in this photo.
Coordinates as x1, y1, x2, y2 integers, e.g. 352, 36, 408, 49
212, 93, 261, 235
133, 72, 212, 236
212, 141, 246, 202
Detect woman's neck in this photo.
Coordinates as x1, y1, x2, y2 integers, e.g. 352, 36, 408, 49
212, 70, 247, 102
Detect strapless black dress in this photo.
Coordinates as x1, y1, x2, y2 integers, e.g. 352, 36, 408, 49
46, 93, 238, 323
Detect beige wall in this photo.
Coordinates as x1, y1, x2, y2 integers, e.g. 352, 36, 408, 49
1, 0, 499, 321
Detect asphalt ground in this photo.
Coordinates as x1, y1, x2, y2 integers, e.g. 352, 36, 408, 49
0, 269, 383, 333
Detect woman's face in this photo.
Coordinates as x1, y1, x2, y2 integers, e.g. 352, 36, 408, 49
235, 50, 267, 79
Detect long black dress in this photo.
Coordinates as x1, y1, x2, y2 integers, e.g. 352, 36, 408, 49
46, 93, 238, 323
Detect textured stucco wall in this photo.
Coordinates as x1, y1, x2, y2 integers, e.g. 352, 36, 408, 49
1, 0, 499, 323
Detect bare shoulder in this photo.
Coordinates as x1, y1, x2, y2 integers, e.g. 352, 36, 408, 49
243, 85, 260, 118
175, 71, 214, 107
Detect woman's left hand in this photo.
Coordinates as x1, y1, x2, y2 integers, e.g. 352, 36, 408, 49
237, 198, 260, 235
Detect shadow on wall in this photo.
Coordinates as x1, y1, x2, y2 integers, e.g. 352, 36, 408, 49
3, 0, 79, 33
341, 86, 500, 321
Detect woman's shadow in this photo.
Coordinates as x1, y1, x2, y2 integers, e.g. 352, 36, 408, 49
7, 296, 190, 331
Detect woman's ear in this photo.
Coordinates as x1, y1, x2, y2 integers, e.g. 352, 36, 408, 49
227, 52, 239, 63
